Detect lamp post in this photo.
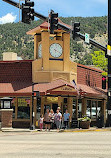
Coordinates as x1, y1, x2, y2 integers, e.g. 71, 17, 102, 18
30, 82, 40, 130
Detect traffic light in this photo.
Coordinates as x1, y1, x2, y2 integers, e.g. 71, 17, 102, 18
73, 22, 80, 39
50, 11, 58, 34
102, 76, 106, 89
22, 0, 34, 24
32, 91, 40, 97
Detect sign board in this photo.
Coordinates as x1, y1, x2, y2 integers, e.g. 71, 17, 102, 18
107, 45, 111, 56
46, 97, 58, 103
18, 98, 27, 106
52, 85, 76, 92
85, 33, 90, 44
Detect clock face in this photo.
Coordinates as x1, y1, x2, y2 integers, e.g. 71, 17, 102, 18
50, 43, 63, 58
38, 44, 42, 58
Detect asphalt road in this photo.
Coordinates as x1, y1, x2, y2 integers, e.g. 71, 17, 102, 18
0, 131, 111, 158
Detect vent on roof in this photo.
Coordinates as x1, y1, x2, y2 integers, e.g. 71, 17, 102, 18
3, 52, 23, 61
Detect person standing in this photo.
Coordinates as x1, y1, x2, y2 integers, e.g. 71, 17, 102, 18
63, 109, 70, 129
50, 109, 55, 129
57, 107, 62, 129
44, 109, 51, 131
54, 109, 62, 132
39, 114, 44, 131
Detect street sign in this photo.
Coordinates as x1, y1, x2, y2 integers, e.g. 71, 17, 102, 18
107, 45, 111, 56
85, 33, 89, 44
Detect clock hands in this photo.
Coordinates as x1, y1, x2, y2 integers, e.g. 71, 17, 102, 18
50, 43, 62, 57
54, 49, 60, 54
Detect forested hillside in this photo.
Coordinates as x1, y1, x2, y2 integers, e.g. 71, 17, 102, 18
0, 16, 107, 65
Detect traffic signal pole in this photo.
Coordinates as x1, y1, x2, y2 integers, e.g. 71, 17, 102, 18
2, 0, 48, 21
107, 0, 111, 126
78, 32, 107, 52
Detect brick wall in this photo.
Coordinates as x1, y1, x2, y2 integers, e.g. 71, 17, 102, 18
0, 61, 32, 83
0, 109, 13, 128
77, 64, 102, 88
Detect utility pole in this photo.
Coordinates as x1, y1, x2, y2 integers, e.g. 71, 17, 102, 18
107, 0, 111, 126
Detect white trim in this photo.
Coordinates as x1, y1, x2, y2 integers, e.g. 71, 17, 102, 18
0, 109, 13, 112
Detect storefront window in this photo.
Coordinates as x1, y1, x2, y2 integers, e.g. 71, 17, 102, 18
86, 100, 91, 117
98, 101, 102, 117
91, 101, 97, 119
78, 99, 82, 118
17, 98, 30, 119
72, 98, 76, 118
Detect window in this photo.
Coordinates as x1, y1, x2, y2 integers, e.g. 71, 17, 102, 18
91, 101, 97, 119
72, 98, 76, 118
86, 100, 91, 117
98, 101, 102, 117
78, 99, 82, 118
86, 100, 102, 119
17, 98, 30, 119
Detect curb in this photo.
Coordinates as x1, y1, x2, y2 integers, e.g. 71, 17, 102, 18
62, 128, 111, 133
1, 128, 111, 133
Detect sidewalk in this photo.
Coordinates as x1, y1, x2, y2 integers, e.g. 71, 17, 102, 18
1, 127, 111, 133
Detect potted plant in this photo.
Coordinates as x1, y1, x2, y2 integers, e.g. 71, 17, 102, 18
78, 117, 91, 129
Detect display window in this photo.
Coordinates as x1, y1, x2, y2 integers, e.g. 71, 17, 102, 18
17, 97, 31, 119
86, 100, 102, 119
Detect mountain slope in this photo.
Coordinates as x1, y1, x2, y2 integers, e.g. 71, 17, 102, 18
0, 16, 107, 65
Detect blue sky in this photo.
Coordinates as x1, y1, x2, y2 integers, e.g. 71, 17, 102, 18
0, 0, 108, 24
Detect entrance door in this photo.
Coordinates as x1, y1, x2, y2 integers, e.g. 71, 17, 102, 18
52, 104, 58, 113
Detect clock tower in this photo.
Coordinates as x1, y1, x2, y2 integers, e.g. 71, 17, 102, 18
27, 20, 77, 84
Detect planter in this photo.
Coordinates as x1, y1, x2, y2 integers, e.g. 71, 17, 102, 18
79, 121, 90, 129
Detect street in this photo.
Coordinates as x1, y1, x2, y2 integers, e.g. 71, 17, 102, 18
0, 131, 111, 158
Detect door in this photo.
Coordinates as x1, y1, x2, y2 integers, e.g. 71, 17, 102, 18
44, 105, 51, 114
52, 104, 58, 113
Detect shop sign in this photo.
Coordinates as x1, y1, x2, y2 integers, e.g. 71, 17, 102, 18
18, 98, 27, 106
61, 86, 73, 91
46, 97, 58, 103
53, 86, 76, 92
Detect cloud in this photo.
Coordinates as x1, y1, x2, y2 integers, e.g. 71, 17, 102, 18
0, 13, 17, 24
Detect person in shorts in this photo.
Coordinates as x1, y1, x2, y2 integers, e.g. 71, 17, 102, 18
39, 114, 44, 131
57, 107, 62, 129
44, 109, 51, 131
50, 109, 55, 129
